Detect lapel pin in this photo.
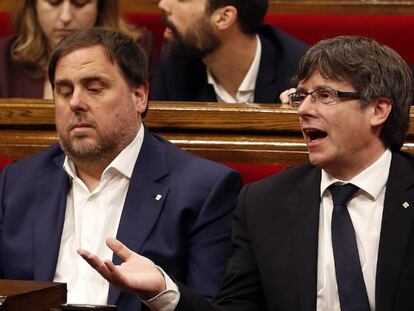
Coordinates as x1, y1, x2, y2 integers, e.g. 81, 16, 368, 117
402, 201, 410, 209
155, 194, 162, 201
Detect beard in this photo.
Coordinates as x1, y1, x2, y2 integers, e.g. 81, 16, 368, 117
57, 113, 131, 164
161, 13, 221, 60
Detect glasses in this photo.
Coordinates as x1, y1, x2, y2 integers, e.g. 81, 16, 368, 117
288, 87, 361, 108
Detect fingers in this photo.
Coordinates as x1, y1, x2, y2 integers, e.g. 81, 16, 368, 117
78, 242, 167, 299
78, 248, 124, 285
78, 248, 112, 277
106, 237, 134, 261
279, 87, 296, 106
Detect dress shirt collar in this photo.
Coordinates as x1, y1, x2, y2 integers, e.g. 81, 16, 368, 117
320, 149, 392, 200
63, 124, 145, 180
207, 35, 261, 102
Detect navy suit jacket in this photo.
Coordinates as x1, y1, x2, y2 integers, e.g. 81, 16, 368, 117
150, 25, 308, 103
177, 150, 414, 311
0, 128, 242, 311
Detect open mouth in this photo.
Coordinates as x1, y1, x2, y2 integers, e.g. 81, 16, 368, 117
304, 129, 328, 142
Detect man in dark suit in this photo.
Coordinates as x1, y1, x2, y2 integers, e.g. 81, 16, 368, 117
0, 28, 242, 311
150, 0, 308, 103
81, 35, 414, 311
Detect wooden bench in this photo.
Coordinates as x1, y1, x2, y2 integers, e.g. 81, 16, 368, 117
0, 99, 306, 182
0, 99, 306, 164
1, 99, 414, 182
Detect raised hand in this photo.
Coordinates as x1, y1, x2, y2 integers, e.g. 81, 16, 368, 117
78, 237, 166, 300
279, 87, 296, 108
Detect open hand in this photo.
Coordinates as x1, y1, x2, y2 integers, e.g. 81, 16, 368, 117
78, 237, 166, 300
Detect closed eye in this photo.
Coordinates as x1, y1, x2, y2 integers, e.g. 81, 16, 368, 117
87, 87, 104, 94
56, 85, 73, 99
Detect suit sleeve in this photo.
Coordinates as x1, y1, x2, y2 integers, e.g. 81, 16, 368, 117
176, 184, 267, 311
0, 166, 9, 278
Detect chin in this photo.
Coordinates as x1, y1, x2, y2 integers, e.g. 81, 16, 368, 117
308, 152, 331, 169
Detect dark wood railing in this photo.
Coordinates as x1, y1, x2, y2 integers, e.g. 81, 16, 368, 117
1, 99, 414, 168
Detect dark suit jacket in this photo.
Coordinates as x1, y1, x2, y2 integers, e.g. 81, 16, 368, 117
177, 150, 414, 311
150, 25, 308, 103
0, 128, 242, 311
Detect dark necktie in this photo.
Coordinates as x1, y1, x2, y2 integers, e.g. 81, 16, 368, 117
330, 184, 370, 311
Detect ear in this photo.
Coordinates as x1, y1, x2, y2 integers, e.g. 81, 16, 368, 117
212, 6, 237, 31
369, 97, 392, 127
132, 82, 149, 115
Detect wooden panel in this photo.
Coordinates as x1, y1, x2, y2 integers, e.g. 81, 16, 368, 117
0, 279, 66, 311
1, 99, 414, 167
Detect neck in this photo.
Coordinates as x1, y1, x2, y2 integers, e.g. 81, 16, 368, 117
203, 32, 258, 98
326, 145, 387, 181
73, 158, 112, 192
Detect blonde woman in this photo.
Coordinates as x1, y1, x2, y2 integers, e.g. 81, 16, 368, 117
0, 0, 153, 98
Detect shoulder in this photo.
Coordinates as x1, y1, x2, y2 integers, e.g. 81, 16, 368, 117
2, 144, 64, 178
241, 162, 317, 200
0, 35, 15, 53
390, 150, 414, 174
0, 36, 15, 74
259, 24, 308, 59
150, 131, 238, 179
260, 25, 308, 50
151, 54, 206, 84
150, 54, 206, 100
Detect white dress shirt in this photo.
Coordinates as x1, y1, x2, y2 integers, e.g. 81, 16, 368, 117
207, 35, 261, 103
147, 149, 392, 311
53, 125, 145, 304
317, 149, 391, 311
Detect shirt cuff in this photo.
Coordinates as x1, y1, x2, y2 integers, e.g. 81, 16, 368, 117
142, 266, 180, 311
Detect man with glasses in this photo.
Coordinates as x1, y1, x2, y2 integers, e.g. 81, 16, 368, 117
80, 36, 414, 310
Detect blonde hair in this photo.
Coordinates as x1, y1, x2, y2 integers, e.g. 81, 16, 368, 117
10, 0, 142, 78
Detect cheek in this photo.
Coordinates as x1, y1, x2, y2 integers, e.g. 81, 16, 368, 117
55, 108, 69, 133
36, 11, 54, 35
76, 8, 98, 28
79, 13, 97, 29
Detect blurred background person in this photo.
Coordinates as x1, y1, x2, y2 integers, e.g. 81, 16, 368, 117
0, 0, 153, 99
150, 0, 308, 103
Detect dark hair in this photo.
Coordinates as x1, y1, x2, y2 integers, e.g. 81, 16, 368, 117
48, 27, 148, 91
206, 0, 268, 35
294, 35, 413, 150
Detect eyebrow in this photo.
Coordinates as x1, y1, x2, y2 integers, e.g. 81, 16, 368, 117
81, 76, 110, 86
296, 85, 330, 93
54, 75, 110, 87
54, 78, 72, 88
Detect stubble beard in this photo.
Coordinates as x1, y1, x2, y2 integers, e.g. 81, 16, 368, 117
57, 116, 135, 165
161, 14, 221, 61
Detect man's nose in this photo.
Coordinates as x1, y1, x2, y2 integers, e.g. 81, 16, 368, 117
297, 94, 316, 117
68, 90, 88, 112
158, 0, 171, 14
